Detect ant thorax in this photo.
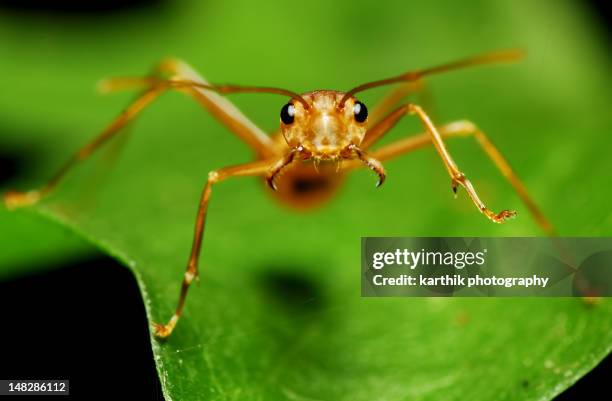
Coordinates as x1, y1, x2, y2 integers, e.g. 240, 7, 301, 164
279, 90, 368, 159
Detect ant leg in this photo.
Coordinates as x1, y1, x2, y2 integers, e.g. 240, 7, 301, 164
3, 88, 164, 209
100, 58, 276, 158
4, 60, 277, 209
365, 118, 554, 234
153, 156, 280, 339
346, 145, 386, 187
368, 79, 434, 125
265, 149, 299, 190
361, 104, 520, 225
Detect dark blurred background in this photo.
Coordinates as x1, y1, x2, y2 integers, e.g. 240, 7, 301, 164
0, 0, 609, 400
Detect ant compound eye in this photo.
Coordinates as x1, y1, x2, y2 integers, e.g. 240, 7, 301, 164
353, 101, 368, 123
280, 103, 295, 125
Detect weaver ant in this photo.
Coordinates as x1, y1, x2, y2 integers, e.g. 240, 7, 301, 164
3, 50, 553, 338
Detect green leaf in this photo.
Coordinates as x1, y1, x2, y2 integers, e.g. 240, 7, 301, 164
1, 0, 611, 400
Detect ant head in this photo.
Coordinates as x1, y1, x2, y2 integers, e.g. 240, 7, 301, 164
279, 91, 368, 159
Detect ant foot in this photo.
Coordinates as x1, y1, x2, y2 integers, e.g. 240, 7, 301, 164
152, 314, 178, 340
582, 296, 601, 307
152, 322, 173, 340
488, 209, 517, 223
3, 190, 41, 210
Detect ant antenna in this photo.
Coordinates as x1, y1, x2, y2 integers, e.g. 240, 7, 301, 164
99, 77, 310, 109
339, 49, 524, 107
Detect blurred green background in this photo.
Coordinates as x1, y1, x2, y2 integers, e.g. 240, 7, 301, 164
0, 0, 611, 400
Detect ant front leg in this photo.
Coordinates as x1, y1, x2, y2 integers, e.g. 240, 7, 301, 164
345, 145, 387, 187
153, 156, 281, 339
363, 104, 516, 224
368, 120, 554, 234
265, 148, 301, 190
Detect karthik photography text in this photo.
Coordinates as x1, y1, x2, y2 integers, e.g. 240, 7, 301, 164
362, 237, 612, 297
370, 248, 550, 289
373, 273, 549, 288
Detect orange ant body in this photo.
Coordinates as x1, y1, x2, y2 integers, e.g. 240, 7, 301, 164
3, 50, 553, 338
